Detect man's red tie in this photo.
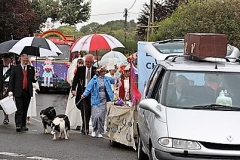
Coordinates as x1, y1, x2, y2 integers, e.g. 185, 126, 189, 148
22, 67, 28, 89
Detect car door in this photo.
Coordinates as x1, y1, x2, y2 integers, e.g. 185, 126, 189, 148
138, 65, 164, 145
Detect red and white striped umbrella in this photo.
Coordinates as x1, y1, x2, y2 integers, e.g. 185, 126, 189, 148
70, 33, 124, 52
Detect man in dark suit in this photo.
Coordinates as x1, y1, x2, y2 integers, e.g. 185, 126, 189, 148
0, 54, 13, 124
166, 75, 189, 106
8, 54, 37, 132
71, 54, 96, 135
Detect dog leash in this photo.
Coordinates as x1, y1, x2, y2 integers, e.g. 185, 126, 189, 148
64, 96, 82, 119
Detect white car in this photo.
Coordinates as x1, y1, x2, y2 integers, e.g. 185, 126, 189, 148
143, 39, 184, 60
137, 54, 240, 160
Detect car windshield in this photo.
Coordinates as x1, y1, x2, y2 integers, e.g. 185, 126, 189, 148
164, 71, 240, 109
56, 44, 70, 60
34, 44, 70, 60
152, 40, 184, 54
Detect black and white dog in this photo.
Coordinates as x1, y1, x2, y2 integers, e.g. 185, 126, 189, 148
50, 114, 70, 140
40, 106, 57, 134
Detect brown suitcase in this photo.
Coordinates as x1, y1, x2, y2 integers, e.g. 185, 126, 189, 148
184, 33, 227, 58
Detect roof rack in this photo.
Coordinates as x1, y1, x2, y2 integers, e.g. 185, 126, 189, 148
156, 38, 184, 44
164, 55, 240, 63
225, 56, 240, 63
164, 55, 191, 62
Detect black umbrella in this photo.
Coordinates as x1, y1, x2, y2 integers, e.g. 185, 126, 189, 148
0, 40, 18, 54
8, 37, 62, 57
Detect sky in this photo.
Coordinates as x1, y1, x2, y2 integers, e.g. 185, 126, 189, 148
54, 0, 149, 30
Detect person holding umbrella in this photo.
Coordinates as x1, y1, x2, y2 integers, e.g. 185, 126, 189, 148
71, 54, 96, 135
8, 54, 38, 132
0, 54, 14, 124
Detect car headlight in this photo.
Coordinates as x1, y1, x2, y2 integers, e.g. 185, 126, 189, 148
173, 139, 201, 150
159, 138, 201, 150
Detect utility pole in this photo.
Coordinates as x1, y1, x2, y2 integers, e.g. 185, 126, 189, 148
146, 16, 150, 41
151, 0, 154, 34
124, 8, 128, 46
147, 0, 154, 41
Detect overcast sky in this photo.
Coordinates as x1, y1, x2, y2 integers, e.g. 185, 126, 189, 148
54, 0, 149, 30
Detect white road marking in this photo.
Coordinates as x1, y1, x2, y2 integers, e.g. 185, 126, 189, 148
0, 152, 24, 157
27, 156, 58, 160
31, 117, 42, 123
0, 152, 58, 160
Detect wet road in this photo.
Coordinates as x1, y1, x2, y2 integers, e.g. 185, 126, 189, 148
0, 92, 137, 160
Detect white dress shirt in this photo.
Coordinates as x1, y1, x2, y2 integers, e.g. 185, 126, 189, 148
85, 67, 92, 87
3, 65, 10, 82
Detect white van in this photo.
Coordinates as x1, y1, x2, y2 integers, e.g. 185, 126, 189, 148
137, 54, 240, 160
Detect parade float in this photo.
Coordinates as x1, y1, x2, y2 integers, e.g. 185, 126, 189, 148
33, 29, 75, 92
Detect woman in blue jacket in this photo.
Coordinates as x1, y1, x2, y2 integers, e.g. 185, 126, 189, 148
81, 65, 115, 138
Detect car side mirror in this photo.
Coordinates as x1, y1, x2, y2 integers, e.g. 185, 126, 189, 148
139, 99, 162, 118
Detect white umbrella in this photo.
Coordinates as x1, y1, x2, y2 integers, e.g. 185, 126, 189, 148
100, 51, 127, 69
70, 34, 124, 64
9, 37, 62, 57
70, 34, 124, 52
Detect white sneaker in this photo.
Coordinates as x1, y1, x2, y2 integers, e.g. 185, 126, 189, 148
98, 134, 103, 138
91, 132, 96, 137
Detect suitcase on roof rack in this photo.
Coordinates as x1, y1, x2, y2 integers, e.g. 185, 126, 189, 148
184, 33, 227, 58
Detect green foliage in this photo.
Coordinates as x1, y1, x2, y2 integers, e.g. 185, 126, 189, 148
30, 0, 60, 23
78, 20, 138, 54
0, 0, 40, 41
59, 0, 91, 25
30, 0, 91, 25
136, 0, 180, 41
152, 0, 240, 48
57, 25, 83, 39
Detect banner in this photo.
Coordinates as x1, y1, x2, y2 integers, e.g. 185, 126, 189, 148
130, 62, 141, 105
106, 103, 136, 150
137, 41, 158, 93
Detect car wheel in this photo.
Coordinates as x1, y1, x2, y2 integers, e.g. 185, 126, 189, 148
110, 140, 120, 147
137, 135, 148, 160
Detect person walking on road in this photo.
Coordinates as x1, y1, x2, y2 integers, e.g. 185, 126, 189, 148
71, 54, 96, 135
8, 54, 37, 132
65, 58, 84, 130
0, 54, 13, 124
26, 60, 39, 124
81, 65, 115, 138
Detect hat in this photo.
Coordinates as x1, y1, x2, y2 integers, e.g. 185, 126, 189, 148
2, 54, 11, 59
124, 64, 130, 70
107, 65, 115, 70
96, 65, 107, 72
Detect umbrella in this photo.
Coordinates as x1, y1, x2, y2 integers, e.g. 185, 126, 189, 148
0, 40, 19, 54
70, 34, 124, 52
99, 51, 127, 69
8, 37, 62, 57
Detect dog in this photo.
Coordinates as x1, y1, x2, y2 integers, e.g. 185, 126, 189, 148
40, 106, 57, 134
50, 114, 70, 140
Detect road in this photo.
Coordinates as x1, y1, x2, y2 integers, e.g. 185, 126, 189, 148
0, 92, 137, 160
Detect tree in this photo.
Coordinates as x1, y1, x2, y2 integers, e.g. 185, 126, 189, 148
0, 0, 40, 41
30, 0, 91, 26
152, 0, 240, 48
80, 22, 100, 34
79, 20, 138, 54
57, 25, 83, 39
30, 0, 60, 24
60, 0, 91, 25
136, 0, 180, 40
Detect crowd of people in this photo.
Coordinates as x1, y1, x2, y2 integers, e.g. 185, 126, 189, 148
0, 53, 132, 136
